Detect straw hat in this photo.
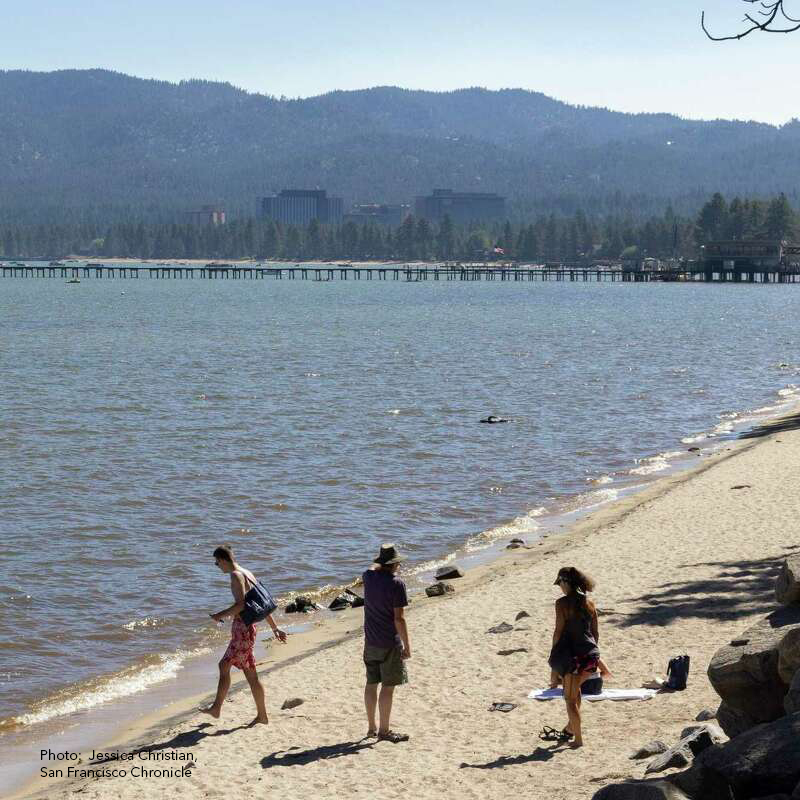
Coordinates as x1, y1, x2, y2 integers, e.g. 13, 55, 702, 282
374, 543, 407, 566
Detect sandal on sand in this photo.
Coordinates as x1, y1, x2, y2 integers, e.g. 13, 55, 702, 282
378, 730, 410, 743
538, 726, 573, 742
489, 702, 518, 713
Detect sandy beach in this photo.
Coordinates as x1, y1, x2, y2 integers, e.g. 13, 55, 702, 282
12, 414, 800, 800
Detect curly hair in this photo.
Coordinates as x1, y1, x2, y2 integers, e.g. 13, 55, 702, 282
556, 566, 596, 619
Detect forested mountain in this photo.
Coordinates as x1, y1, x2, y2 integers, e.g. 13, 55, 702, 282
1, 69, 799, 224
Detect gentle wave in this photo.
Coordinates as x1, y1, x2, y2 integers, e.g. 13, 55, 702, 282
465, 506, 548, 551
1, 652, 196, 729
122, 616, 167, 631
629, 450, 684, 476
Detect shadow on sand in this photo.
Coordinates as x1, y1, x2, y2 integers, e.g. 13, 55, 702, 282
459, 747, 558, 769
739, 412, 800, 439
261, 740, 374, 768
115, 722, 253, 762
610, 548, 800, 629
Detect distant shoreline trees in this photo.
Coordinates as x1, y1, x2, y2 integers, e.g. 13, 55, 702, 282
0, 193, 796, 262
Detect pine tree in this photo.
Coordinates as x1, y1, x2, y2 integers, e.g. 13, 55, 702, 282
415, 217, 432, 259
397, 215, 416, 260
436, 214, 455, 260
695, 192, 729, 245
306, 219, 322, 259
765, 193, 795, 240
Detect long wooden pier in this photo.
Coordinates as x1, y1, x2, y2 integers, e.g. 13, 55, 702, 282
3, 262, 800, 283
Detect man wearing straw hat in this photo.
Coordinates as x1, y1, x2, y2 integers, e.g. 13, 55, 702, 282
362, 543, 411, 743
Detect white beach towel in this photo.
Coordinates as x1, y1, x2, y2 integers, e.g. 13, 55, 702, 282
528, 687, 657, 702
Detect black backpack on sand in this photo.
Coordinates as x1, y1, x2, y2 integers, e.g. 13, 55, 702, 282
666, 654, 690, 690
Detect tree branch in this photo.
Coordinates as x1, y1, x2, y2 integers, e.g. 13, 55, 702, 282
702, 0, 800, 39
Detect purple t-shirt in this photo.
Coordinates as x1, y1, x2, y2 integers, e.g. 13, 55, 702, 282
362, 568, 408, 648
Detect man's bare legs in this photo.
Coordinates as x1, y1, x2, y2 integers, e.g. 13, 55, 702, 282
201, 660, 268, 724
364, 683, 396, 736
364, 683, 379, 735
243, 667, 268, 725
201, 658, 232, 719
378, 684, 395, 735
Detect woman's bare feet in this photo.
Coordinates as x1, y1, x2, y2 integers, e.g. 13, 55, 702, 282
569, 739, 584, 749
249, 715, 269, 726
200, 706, 221, 719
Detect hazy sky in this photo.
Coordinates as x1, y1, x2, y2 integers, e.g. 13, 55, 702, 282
3, 0, 798, 124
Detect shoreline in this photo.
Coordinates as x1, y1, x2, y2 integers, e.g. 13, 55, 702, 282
9, 401, 798, 800
1, 386, 800, 797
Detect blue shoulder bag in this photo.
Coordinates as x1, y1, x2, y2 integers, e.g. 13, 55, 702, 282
239, 573, 278, 625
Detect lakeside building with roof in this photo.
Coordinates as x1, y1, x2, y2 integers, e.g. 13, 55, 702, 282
259, 190, 344, 226
414, 189, 506, 223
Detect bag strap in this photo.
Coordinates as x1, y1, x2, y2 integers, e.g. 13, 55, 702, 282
238, 569, 257, 591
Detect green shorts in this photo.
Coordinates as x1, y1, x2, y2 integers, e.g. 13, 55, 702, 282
364, 644, 408, 687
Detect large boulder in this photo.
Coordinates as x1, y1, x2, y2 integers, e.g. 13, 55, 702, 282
708, 605, 800, 736
778, 628, 800, 684
716, 702, 758, 739
696, 712, 800, 797
776, 556, 800, 606
668, 759, 715, 799
592, 781, 691, 800
785, 671, 800, 715
749, 795, 791, 800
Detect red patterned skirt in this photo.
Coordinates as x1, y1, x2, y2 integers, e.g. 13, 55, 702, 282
222, 617, 257, 670
572, 653, 600, 675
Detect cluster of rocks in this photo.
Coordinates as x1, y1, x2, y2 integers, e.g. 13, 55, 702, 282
506, 538, 531, 550
284, 596, 321, 614
425, 565, 464, 597
594, 554, 800, 800
284, 588, 364, 613
327, 589, 364, 611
